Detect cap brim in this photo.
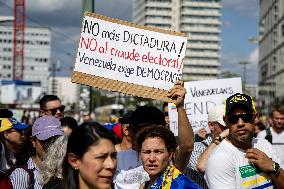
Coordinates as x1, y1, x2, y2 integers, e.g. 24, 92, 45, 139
217, 120, 226, 127
13, 123, 29, 130
34, 130, 64, 140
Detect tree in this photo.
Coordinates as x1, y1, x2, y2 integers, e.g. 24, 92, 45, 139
220, 71, 240, 78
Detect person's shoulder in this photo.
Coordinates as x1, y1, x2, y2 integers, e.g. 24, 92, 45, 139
193, 141, 207, 150
117, 149, 138, 157
9, 167, 29, 182
253, 137, 271, 146
257, 129, 267, 138
177, 174, 201, 189
208, 140, 232, 161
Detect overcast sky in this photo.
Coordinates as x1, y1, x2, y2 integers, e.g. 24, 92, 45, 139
0, 0, 258, 84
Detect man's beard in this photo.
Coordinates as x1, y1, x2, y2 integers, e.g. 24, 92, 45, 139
229, 131, 254, 145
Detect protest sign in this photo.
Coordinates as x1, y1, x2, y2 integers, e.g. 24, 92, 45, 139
168, 77, 242, 136
71, 12, 188, 102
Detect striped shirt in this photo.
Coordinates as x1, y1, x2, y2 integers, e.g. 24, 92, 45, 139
10, 157, 42, 189
184, 136, 212, 189
189, 136, 212, 170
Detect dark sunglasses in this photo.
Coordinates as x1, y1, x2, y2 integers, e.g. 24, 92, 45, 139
44, 105, 65, 115
227, 113, 254, 124
164, 112, 169, 117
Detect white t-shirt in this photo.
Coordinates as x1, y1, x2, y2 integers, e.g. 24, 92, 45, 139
205, 138, 281, 189
257, 128, 284, 167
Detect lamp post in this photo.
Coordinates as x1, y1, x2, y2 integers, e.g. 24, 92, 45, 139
51, 59, 61, 94
81, 0, 95, 115
239, 61, 250, 89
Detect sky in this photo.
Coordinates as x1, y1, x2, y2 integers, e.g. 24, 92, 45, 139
0, 0, 258, 84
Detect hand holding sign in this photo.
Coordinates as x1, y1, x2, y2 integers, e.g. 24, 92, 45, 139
167, 81, 186, 108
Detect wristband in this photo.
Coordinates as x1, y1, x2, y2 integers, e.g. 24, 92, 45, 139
214, 136, 225, 145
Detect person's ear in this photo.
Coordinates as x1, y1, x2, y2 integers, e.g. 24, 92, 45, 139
68, 153, 80, 170
122, 124, 130, 136
223, 116, 227, 124
3, 131, 9, 140
254, 112, 259, 122
31, 137, 36, 147
39, 110, 45, 116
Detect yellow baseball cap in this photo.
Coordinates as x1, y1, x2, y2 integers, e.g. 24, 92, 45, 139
0, 118, 13, 132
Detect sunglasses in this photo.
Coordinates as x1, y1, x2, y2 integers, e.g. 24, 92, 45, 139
44, 105, 65, 115
227, 113, 254, 124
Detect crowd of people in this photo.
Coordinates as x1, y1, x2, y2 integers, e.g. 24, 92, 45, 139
0, 81, 283, 189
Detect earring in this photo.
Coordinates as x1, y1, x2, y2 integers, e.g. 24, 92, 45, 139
73, 167, 78, 170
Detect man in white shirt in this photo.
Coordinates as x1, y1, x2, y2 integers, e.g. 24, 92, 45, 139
257, 106, 284, 167
205, 93, 284, 189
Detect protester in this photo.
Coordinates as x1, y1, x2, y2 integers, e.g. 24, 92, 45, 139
39, 95, 65, 119
60, 116, 78, 135
9, 116, 64, 189
62, 122, 117, 189
254, 118, 265, 136
205, 93, 284, 188
185, 105, 228, 189
194, 127, 208, 142
162, 102, 169, 128
0, 117, 29, 170
257, 105, 284, 167
115, 111, 133, 152
114, 81, 196, 189
40, 135, 68, 189
138, 125, 200, 188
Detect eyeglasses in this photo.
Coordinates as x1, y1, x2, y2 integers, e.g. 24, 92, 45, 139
43, 105, 65, 115
227, 113, 254, 124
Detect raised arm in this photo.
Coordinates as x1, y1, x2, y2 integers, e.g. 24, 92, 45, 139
197, 129, 229, 173
167, 80, 194, 172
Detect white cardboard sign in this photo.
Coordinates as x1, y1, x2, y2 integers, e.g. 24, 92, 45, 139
168, 78, 242, 136
73, 13, 188, 90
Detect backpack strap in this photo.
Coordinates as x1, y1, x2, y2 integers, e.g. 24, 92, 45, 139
201, 141, 209, 147
19, 164, 35, 189
265, 127, 273, 144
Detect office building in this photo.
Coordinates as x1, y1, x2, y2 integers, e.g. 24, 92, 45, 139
259, 0, 284, 114
133, 0, 222, 81
0, 19, 51, 94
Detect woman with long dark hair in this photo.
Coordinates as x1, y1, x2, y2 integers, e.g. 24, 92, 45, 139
62, 122, 117, 189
